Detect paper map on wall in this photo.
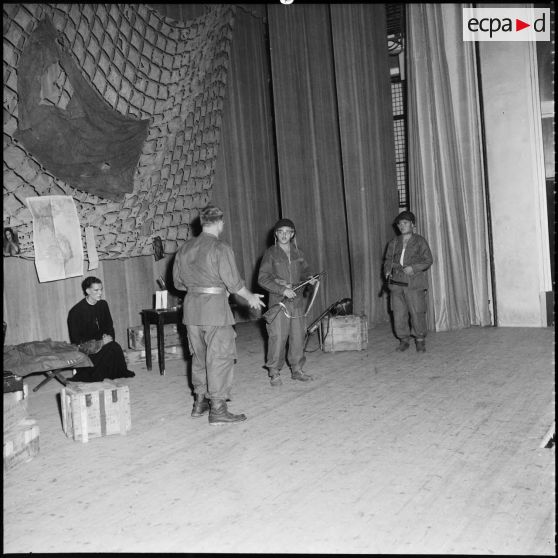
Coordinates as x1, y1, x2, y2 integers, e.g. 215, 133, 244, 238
26, 196, 83, 282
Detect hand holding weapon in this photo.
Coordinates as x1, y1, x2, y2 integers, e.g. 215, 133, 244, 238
262, 272, 325, 324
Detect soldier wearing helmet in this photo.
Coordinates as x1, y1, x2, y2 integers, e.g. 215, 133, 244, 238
383, 211, 433, 353
258, 218, 317, 386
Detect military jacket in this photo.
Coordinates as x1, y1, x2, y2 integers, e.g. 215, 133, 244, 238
258, 244, 312, 311
383, 233, 433, 290
173, 232, 245, 326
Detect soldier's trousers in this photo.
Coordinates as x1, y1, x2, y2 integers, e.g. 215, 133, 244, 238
186, 324, 237, 401
389, 285, 428, 340
265, 311, 306, 376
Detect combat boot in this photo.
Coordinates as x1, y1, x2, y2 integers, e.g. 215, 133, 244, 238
396, 337, 411, 352
415, 339, 426, 353
270, 372, 282, 386
191, 394, 210, 418
208, 399, 247, 425
291, 370, 313, 381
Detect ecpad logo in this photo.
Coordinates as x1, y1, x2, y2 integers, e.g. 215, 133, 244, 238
463, 8, 550, 41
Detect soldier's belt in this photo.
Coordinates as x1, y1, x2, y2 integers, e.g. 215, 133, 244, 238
388, 279, 409, 287
188, 286, 227, 294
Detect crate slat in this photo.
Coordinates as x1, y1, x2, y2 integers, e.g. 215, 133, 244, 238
3, 418, 40, 472
127, 324, 180, 350
124, 345, 181, 364
3, 385, 30, 432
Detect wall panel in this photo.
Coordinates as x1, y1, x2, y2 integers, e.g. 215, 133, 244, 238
3, 256, 156, 347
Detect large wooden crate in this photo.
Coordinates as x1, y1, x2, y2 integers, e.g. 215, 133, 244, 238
4, 418, 40, 472
61, 380, 131, 443
127, 324, 180, 350
3, 384, 29, 432
321, 314, 368, 352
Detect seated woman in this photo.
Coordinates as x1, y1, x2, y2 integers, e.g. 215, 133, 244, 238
67, 276, 135, 382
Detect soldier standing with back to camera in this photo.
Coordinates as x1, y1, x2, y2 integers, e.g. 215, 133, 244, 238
173, 205, 265, 425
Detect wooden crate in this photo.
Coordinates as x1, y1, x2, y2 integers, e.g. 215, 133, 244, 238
124, 345, 181, 365
127, 324, 180, 350
3, 384, 29, 432
321, 314, 368, 352
4, 418, 40, 472
61, 380, 131, 443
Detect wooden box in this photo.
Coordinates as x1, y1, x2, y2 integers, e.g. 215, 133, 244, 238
124, 345, 181, 365
321, 314, 368, 352
3, 384, 29, 432
61, 380, 131, 443
3, 418, 40, 472
127, 324, 180, 350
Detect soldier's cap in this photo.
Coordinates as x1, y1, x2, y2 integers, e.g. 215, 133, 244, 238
200, 205, 224, 224
394, 210, 416, 225
274, 218, 296, 233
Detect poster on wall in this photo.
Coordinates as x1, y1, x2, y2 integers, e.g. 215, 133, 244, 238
85, 226, 99, 270
26, 196, 83, 282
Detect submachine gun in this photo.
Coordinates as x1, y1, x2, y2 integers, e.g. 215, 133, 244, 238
303, 297, 353, 351
262, 272, 326, 325
306, 297, 352, 335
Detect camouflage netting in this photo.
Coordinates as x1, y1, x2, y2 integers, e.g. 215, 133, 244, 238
3, 3, 236, 258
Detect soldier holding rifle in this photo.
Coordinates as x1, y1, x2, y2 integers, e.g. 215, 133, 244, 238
383, 210, 433, 353
258, 219, 319, 386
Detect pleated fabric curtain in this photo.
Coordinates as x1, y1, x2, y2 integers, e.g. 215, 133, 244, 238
267, 4, 398, 325
406, 4, 493, 331
330, 4, 399, 325
212, 8, 280, 296
267, 4, 352, 322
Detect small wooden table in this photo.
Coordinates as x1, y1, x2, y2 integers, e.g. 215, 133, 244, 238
140, 307, 182, 375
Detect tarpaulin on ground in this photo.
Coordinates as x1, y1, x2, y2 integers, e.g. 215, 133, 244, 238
14, 19, 149, 201
4, 339, 92, 376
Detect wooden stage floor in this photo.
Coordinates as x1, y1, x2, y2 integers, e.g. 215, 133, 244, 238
3, 321, 555, 554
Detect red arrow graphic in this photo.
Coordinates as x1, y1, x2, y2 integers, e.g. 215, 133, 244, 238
516, 19, 530, 31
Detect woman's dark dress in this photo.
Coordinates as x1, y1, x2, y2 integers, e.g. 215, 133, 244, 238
67, 298, 133, 382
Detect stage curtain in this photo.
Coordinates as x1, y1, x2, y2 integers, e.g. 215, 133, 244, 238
268, 4, 398, 324
267, 4, 350, 322
212, 8, 280, 300
330, 4, 399, 325
406, 4, 492, 331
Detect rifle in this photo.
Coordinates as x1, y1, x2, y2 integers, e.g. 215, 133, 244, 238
378, 243, 407, 296
262, 272, 325, 324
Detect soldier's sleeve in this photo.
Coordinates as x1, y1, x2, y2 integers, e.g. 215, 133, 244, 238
414, 237, 433, 272
217, 244, 245, 294
172, 247, 187, 291
258, 249, 282, 294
